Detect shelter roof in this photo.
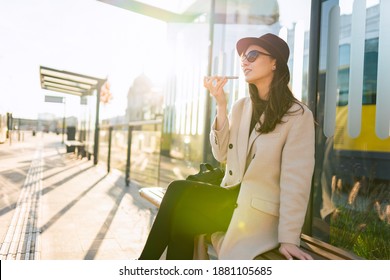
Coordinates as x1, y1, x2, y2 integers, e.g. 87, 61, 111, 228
39, 66, 105, 97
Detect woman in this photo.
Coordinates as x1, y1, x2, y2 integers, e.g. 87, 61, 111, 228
204, 33, 315, 260
139, 33, 314, 260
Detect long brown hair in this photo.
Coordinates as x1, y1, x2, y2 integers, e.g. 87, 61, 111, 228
249, 60, 303, 134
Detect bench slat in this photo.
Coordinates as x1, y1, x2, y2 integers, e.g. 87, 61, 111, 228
300, 234, 362, 260
138, 187, 361, 260
139, 187, 165, 208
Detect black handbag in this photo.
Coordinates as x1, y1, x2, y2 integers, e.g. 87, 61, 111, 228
186, 163, 225, 186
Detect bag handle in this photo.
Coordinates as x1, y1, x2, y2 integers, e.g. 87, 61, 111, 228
199, 163, 214, 173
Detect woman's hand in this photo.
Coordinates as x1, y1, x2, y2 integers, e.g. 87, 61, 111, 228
203, 76, 228, 108
203, 76, 229, 130
279, 243, 313, 260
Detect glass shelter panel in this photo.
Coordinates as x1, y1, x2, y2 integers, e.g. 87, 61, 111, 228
162, 0, 312, 173
312, 0, 390, 259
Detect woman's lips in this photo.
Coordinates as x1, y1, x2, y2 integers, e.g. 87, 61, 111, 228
243, 68, 251, 75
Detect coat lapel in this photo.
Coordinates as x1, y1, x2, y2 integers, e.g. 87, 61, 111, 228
247, 122, 261, 155
237, 99, 252, 178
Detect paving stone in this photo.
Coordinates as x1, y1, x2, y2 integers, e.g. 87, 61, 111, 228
0, 133, 156, 260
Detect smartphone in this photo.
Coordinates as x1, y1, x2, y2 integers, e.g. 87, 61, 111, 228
204, 76, 239, 79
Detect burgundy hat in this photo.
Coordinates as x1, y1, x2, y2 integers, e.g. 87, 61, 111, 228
236, 33, 290, 64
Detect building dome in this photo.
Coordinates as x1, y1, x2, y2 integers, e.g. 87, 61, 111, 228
132, 73, 153, 88
234, 0, 279, 25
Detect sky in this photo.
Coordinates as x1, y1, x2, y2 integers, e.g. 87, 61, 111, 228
0, 0, 319, 120
0, 0, 167, 119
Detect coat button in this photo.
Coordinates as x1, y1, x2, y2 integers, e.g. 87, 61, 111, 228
229, 170, 233, 175
234, 203, 238, 208
229, 143, 233, 149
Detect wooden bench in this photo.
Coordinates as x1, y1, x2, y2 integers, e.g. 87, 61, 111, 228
139, 187, 166, 208
139, 187, 362, 260
64, 140, 85, 157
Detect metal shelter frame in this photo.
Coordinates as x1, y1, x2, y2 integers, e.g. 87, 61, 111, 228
39, 66, 107, 165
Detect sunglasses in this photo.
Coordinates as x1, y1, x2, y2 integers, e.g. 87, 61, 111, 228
241, 50, 272, 63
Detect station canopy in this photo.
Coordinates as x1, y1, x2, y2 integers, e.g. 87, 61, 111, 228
97, 0, 279, 24
39, 66, 105, 97
97, 0, 205, 22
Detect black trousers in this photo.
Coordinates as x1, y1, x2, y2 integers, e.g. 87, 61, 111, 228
139, 180, 240, 260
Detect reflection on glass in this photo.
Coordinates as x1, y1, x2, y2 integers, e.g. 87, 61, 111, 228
314, 0, 390, 259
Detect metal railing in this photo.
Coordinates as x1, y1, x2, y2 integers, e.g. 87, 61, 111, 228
99, 119, 163, 187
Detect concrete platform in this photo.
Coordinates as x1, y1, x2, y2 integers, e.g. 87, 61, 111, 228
0, 132, 158, 260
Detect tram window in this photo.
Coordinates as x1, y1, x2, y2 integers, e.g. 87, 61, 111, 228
336, 38, 378, 106
337, 68, 349, 106
362, 38, 378, 105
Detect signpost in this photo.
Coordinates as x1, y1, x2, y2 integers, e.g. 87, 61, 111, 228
44, 96, 64, 104
44, 95, 66, 143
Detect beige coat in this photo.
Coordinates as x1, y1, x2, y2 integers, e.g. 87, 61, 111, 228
209, 97, 315, 259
